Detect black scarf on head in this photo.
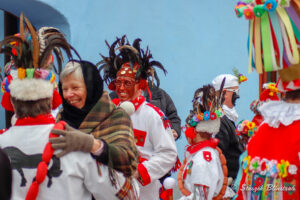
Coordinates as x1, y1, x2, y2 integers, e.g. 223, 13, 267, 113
59, 60, 103, 128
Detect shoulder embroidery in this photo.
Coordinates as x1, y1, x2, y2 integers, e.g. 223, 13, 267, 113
146, 103, 171, 129
183, 160, 193, 180
203, 151, 212, 162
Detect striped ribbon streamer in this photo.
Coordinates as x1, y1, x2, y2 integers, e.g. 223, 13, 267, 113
254, 17, 263, 74
277, 7, 299, 64
261, 12, 273, 72
269, 11, 284, 69
248, 19, 254, 73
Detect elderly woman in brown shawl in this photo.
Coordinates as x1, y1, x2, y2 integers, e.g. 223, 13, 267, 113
50, 60, 138, 198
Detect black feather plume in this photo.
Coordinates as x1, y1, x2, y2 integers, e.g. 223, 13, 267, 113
99, 35, 167, 86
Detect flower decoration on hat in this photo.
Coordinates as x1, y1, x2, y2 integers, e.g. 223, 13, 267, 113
236, 119, 257, 137
0, 13, 79, 110
233, 67, 247, 84
184, 81, 226, 138
97, 35, 167, 91
260, 82, 280, 102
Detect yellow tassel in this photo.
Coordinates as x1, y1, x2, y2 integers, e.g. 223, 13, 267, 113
18, 68, 26, 79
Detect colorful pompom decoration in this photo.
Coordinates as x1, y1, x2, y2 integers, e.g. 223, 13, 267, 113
235, 0, 300, 74
253, 5, 266, 17
188, 108, 224, 127
210, 112, 217, 120
244, 6, 255, 20
263, 0, 278, 12
184, 126, 196, 139
236, 119, 258, 137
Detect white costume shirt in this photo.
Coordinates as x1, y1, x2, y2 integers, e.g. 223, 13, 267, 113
0, 116, 137, 200
130, 100, 177, 200
179, 141, 224, 200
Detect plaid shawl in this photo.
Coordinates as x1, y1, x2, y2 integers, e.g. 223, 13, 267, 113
57, 91, 138, 177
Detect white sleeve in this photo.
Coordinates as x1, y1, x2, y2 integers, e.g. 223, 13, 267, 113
137, 111, 177, 184
83, 156, 124, 200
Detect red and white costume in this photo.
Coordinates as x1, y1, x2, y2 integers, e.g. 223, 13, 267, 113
113, 96, 177, 200
237, 101, 300, 199
0, 114, 137, 200
179, 139, 224, 200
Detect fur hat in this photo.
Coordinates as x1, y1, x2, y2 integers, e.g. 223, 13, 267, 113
195, 118, 221, 134
9, 78, 53, 101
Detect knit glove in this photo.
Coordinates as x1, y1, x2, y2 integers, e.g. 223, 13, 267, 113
50, 123, 94, 158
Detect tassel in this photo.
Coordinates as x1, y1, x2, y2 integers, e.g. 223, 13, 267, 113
26, 68, 35, 78
1, 92, 14, 111
17, 68, 26, 79
25, 121, 66, 200
25, 181, 39, 200
35, 162, 48, 183
184, 127, 196, 139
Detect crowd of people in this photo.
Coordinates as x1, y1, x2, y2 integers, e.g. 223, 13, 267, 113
0, 6, 300, 200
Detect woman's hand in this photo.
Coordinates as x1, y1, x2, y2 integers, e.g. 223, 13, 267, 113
50, 123, 94, 157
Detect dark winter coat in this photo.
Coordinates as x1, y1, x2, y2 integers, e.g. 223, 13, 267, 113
143, 86, 182, 139
215, 115, 243, 179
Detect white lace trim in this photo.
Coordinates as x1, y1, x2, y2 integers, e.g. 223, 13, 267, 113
259, 101, 300, 128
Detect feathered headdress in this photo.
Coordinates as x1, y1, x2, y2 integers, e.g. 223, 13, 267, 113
0, 13, 82, 200
37, 26, 80, 73
97, 35, 167, 90
0, 13, 78, 110
184, 80, 225, 137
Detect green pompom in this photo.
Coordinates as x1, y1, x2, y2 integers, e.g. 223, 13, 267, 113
253, 5, 265, 17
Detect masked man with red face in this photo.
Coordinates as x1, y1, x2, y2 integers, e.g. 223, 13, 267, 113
99, 36, 178, 200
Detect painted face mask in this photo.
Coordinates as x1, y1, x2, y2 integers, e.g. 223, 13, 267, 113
231, 92, 240, 106
226, 88, 240, 106
115, 76, 138, 102
232, 92, 240, 106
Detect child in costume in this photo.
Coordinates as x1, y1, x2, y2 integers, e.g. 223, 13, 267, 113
178, 84, 232, 200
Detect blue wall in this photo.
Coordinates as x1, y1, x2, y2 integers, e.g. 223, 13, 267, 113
0, 0, 259, 160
